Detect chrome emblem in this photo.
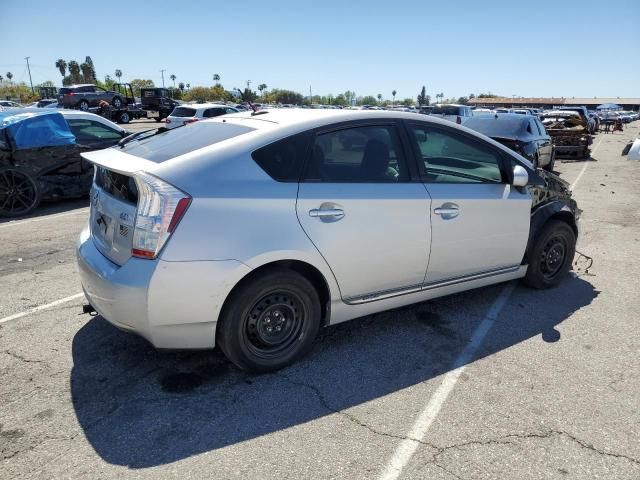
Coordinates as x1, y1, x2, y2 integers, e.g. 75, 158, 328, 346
119, 212, 130, 223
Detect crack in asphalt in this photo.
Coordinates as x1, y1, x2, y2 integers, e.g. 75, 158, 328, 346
3, 350, 47, 365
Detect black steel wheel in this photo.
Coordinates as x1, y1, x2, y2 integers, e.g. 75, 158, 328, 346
523, 220, 576, 289
217, 268, 321, 372
112, 96, 123, 108
0, 168, 41, 217
119, 112, 130, 124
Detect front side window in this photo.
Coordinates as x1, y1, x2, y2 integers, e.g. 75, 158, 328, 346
67, 119, 122, 141
409, 124, 504, 183
303, 125, 409, 183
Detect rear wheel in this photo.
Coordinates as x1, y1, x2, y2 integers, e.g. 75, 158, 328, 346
118, 112, 130, 124
523, 220, 576, 289
0, 168, 41, 217
78, 100, 89, 111
217, 268, 321, 372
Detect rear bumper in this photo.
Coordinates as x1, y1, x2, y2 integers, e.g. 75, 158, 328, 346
76, 226, 251, 349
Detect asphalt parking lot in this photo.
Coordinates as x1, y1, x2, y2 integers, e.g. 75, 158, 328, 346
1, 122, 639, 479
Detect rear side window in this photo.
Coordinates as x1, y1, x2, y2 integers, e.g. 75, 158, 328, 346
252, 132, 310, 182
120, 121, 255, 163
58, 88, 72, 95
67, 119, 122, 141
171, 107, 197, 117
203, 108, 225, 118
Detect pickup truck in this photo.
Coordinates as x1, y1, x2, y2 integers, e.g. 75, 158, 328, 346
58, 84, 124, 111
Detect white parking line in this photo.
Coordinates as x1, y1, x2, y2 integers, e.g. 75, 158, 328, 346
0, 208, 88, 230
378, 282, 516, 480
570, 136, 603, 191
0, 293, 84, 324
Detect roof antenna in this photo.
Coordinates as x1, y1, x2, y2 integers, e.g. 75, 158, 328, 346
236, 88, 257, 113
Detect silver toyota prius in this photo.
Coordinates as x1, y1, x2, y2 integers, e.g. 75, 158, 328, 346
77, 109, 580, 372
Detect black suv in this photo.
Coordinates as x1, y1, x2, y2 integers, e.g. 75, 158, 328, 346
140, 88, 181, 122
58, 84, 124, 111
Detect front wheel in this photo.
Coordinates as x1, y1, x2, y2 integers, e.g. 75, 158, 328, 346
523, 220, 576, 289
217, 268, 321, 372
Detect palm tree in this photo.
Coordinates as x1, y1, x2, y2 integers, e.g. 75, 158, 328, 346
439, 92, 444, 104
186, 83, 190, 90
115, 69, 122, 83
178, 82, 185, 93
213, 74, 221, 85
258, 83, 267, 99
377, 94, 382, 104
392, 90, 396, 104
170, 74, 176, 87
55, 59, 67, 78
80, 63, 93, 83
68, 61, 81, 84
6, 72, 13, 84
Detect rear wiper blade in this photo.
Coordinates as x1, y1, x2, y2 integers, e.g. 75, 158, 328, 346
118, 124, 187, 148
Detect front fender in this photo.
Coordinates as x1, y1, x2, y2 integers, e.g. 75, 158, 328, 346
523, 200, 578, 264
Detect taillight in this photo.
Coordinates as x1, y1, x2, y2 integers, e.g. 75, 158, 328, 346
456, 116, 462, 124
165, 118, 171, 124
131, 172, 191, 259
184, 118, 199, 124
64, 92, 75, 96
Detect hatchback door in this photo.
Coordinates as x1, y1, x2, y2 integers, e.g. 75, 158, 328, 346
296, 122, 431, 303
406, 122, 531, 285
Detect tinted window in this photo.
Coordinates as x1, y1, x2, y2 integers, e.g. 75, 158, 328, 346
252, 132, 309, 182
409, 124, 503, 183
171, 107, 197, 117
67, 119, 122, 141
120, 121, 255, 163
58, 88, 72, 95
78, 86, 95, 93
464, 117, 526, 138
432, 106, 461, 115
535, 119, 547, 136
203, 108, 225, 118
304, 125, 409, 183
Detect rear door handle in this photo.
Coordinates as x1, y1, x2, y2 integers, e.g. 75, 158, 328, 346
309, 208, 344, 219
434, 204, 460, 219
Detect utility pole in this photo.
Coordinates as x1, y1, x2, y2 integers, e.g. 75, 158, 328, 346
160, 69, 166, 88
309, 85, 312, 104
24, 56, 34, 94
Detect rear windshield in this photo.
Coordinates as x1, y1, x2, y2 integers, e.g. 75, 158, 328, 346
464, 117, 525, 137
142, 89, 164, 97
431, 106, 461, 115
171, 107, 197, 117
119, 121, 256, 163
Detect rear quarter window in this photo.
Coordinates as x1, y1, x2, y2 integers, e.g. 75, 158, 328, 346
252, 132, 310, 182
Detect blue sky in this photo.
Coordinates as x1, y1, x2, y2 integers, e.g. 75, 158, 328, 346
2, 0, 639, 100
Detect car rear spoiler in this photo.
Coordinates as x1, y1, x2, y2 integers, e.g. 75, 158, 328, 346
81, 148, 158, 175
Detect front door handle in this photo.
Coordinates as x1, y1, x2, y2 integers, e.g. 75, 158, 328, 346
434, 204, 460, 219
309, 208, 344, 219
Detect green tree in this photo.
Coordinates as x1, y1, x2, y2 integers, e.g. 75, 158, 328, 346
392, 90, 397, 104
129, 78, 155, 97
80, 63, 93, 83
377, 93, 382, 104
55, 59, 67, 78
402, 98, 414, 107
114, 69, 122, 83
456, 96, 469, 105
333, 93, 347, 106
178, 82, 185, 93
213, 74, 221, 85
184, 86, 212, 102
170, 74, 176, 87
417, 86, 427, 105
6, 72, 13, 83
361, 95, 377, 105
84, 56, 96, 81
344, 90, 356, 105
186, 83, 190, 90
258, 83, 267, 100
68, 62, 81, 84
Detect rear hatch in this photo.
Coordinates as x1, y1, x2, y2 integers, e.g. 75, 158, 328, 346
167, 106, 197, 128
58, 87, 73, 103
430, 106, 462, 121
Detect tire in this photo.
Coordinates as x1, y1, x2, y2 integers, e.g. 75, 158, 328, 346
155, 116, 164, 123
217, 268, 322, 372
119, 112, 130, 124
112, 96, 123, 108
0, 168, 41, 217
78, 100, 89, 111
523, 220, 576, 289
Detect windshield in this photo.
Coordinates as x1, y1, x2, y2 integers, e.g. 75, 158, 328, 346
464, 117, 525, 138
118, 121, 255, 163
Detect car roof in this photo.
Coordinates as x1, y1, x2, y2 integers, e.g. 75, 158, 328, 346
65, 84, 96, 88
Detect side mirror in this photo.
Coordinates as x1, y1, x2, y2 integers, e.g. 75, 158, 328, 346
512, 165, 529, 187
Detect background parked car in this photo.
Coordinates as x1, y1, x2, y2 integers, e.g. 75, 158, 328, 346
140, 88, 181, 122
0, 100, 23, 109
552, 106, 596, 133
58, 84, 125, 111
165, 103, 240, 129
464, 113, 554, 170
0, 109, 128, 217
429, 104, 473, 124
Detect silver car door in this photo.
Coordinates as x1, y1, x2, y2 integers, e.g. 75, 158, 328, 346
406, 122, 532, 285
296, 123, 431, 303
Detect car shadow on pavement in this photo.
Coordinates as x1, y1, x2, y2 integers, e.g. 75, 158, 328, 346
70, 275, 598, 468
0, 197, 88, 224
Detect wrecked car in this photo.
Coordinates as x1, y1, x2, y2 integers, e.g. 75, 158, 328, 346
540, 111, 592, 160
0, 110, 127, 217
